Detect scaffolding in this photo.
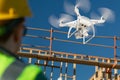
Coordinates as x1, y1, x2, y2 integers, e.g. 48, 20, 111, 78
18, 27, 120, 80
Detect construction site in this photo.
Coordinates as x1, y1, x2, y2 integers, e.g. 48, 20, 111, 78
17, 27, 120, 80
0, 0, 120, 80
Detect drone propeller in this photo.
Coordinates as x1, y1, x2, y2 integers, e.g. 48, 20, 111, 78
49, 15, 59, 28
49, 14, 75, 28
99, 7, 115, 22
91, 8, 115, 23
59, 14, 75, 23
75, 0, 91, 12
90, 12, 100, 19
90, 12, 104, 26
64, 0, 91, 15
64, 1, 75, 15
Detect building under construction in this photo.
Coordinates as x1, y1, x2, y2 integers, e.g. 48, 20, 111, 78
18, 27, 120, 80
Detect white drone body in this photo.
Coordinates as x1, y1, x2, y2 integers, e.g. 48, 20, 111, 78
49, 0, 115, 44
59, 6, 105, 44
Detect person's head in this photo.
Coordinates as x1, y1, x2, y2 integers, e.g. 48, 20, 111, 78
0, 0, 31, 53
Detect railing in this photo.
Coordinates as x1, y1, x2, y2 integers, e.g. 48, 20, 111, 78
18, 27, 120, 79
18, 47, 120, 69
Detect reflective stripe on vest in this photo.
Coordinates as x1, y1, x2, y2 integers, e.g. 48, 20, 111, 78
2, 60, 26, 80
0, 52, 46, 80
0, 52, 15, 78
17, 65, 42, 80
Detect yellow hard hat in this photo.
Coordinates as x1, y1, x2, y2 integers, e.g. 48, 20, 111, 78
0, 0, 32, 20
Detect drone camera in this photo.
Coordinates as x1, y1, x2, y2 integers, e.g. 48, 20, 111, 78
81, 24, 84, 26
81, 34, 84, 37
84, 25, 87, 27
78, 28, 82, 30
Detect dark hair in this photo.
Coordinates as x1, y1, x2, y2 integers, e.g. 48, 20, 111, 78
0, 18, 25, 43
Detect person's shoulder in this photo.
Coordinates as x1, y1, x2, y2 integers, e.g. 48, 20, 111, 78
16, 60, 47, 80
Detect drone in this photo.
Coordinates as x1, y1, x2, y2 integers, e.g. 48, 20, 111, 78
49, 0, 115, 44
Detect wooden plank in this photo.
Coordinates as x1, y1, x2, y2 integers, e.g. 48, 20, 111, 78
18, 53, 120, 69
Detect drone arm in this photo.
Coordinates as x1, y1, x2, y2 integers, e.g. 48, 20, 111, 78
68, 27, 72, 38
75, 6, 81, 17
59, 21, 76, 27
68, 27, 78, 38
90, 17, 105, 25
90, 19, 99, 25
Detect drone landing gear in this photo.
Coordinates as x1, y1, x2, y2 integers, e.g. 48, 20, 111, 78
67, 26, 95, 44
83, 34, 95, 44
82, 26, 95, 44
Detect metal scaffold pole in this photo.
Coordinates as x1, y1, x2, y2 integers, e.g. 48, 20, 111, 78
73, 55, 76, 80
49, 28, 53, 55
43, 51, 48, 75
113, 36, 118, 80
18, 27, 120, 80
59, 54, 63, 80
65, 55, 68, 80
28, 49, 32, 63
50, 53, 54, 80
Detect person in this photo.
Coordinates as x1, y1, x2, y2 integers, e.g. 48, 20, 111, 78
0, 0, 47, 80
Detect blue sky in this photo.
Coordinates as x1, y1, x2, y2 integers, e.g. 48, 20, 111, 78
23, 0, 120, 80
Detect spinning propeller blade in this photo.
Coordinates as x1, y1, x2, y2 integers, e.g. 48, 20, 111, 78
64, 1, 75, 15
90, 12, 100, 19
49, 15, 60, 28
75, 0, 91, 12
49, 14, 75, 28
90, 8, 115, 26
99, 7, 115, 22
64, 0, 91, 15
91, 8, 115, 21
59, 14, 75, 23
